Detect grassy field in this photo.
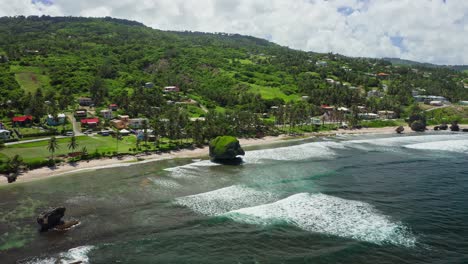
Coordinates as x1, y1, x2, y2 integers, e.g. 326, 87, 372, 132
10, 65, 51, 93
426, 105, 468, 125
248, 83, 299, 102
0, 135, 138, 162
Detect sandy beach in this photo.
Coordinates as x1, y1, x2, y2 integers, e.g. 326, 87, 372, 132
0, 126, 421, 185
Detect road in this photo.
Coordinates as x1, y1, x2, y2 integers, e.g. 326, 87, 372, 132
66, 113, 84, 136
424, 105, 450, 112
5, 136, 68, 146
5, 114, 83, 146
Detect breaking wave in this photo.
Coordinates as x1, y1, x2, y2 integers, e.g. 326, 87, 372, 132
224, 193, 416, 247
346, 134, 464, 147
174, 185, 278, 216
164, 160, 219, 179
404, 139, 468, 153
24, 245, 94, 264
243, 141, 344, 164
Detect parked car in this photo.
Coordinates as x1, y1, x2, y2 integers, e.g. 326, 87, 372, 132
84, 129, 93, 134
65, 131, 74, 136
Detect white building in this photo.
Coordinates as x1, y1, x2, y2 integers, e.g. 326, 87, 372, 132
100, 109, 113, 119
359, 113, 379, 120
46, 113, 66, 126
128, 118, 148, 129
0, 129, 11, 140
164, 86, 180, 93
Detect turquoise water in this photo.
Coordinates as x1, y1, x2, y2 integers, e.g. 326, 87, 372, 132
1, 132, 468, 263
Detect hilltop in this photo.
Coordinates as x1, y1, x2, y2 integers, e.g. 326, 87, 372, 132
383, 58, 468, 72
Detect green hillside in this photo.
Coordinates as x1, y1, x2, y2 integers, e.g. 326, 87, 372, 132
0, 16, 467, 131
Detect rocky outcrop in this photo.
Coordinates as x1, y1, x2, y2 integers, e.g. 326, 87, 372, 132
37, 207, 78, 232
37, 207, 66, 232
410, 120, 426, 132
439, 123, 448, 130
209, 136, 245, 164
396, 126, 404, 134
6, 173, 18, 183
450, 122, 460, 132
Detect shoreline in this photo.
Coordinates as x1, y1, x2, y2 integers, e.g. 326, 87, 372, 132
0, 125, 435, 186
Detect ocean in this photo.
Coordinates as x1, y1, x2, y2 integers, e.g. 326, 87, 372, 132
1, 132, 467, 263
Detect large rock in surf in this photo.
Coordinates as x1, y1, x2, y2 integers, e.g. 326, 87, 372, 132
439, 123, 448, 130
36, 207, 79, 232
395, 126, 404, 134
209, 136, 245, 164
410, 120, 426, 132
37, 207, 67, 232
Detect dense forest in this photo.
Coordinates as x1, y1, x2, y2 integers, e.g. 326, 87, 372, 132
0, 16, 467, 138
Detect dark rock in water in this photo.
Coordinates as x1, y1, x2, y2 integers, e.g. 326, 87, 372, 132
7, 173, 17, 183
450, 122, 460, 132
462, 128, 468, 132
396, 126, 405, 134
37, 207, 66, 232
439, 123, 448, 130
211, 157, 244, 166
209, 136, 245, 164
55, 220, 80, 231
434, 126, 440, 131
410, 120, 426, 132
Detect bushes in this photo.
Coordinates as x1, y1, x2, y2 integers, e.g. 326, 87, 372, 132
362, 120, 400, 128
2, 138, 18, 143
22, 131, 59, 138
26, 158, 61, 170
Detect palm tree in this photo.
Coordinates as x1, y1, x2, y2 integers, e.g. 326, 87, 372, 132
142, 119, 149, 146
47, 136, 59, 161
7, 154, 24, 174
81, 146, 88, 159
115, 130, 121, 153
67, 136, 78, 152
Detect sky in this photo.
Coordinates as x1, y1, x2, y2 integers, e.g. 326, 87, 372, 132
1, 0, 467, 65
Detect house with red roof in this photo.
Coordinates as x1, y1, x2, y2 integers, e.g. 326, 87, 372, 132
12, 115, 32, 127
377, 72, 390, 79
80, 118, 100, 128
321, 104, 334, 111
109, 104, 118, 111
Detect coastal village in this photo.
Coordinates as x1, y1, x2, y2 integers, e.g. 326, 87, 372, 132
0, 13, 468, 264
1, 18, 468, 184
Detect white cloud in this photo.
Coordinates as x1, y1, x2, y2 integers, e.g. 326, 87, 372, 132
0, 0, 467, 64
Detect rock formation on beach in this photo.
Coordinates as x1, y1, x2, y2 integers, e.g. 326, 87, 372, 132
450, 122, 460, 132
410, 120, 426, 132
396, 126, 404, 134
209, 136, 245, 164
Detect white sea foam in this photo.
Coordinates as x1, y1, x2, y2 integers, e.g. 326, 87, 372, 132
404, 139, 468, 153
148, 177, 182, 189
174, 185, 279, 216
26, 245, 95, 264
243, 141, 343, 164
164, 160, 219, 179
346, 134, 465, 147
224, 193, 416, 247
